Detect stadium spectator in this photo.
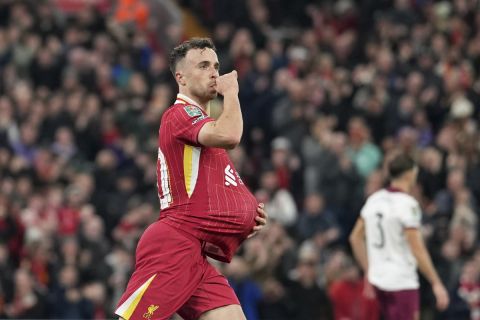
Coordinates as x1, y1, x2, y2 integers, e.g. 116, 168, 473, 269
296, 192, 340, 245
224, 256, 263, 320
4, 269, 47, 319
326, 251, 380, 320
286, 243, 332, 320
256, 167, 298, 227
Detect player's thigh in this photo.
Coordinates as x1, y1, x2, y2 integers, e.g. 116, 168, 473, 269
178, 260, 241, 320
116, 271, 200, 320
198, 304, 246, 320
115, 222, 204, 320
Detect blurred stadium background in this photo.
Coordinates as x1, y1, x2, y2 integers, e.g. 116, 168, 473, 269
0, 0, 479, 319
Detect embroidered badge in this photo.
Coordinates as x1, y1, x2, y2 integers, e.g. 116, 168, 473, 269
143, 305, 159, 319
184, 105, 202, 117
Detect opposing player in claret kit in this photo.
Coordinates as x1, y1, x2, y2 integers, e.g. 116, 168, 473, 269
115, 38, 268, 320
350, 153, 449, 320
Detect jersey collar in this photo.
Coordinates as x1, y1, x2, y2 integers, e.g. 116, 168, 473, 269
385, 187, 404, 193
175, 93, 201, 107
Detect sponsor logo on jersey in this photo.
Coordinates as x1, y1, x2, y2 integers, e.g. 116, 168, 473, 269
224, 164, 238, 186
192, 114, 208, 124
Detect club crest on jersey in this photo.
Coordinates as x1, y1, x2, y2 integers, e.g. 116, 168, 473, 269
184, 105, 202, 117
143, 305, 159, 319
412, 206, 420, 216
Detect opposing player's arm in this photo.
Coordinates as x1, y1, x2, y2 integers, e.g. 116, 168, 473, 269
405, 228, 449, 310
404, 228, 440, 285
349, 217, 368, 273
198, 71, 243, 149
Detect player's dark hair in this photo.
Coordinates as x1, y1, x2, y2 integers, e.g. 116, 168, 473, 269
169, 38, 216, 76
388, 153, 416, 179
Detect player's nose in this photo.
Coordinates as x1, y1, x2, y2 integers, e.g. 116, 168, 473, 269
210, 67, 219, 78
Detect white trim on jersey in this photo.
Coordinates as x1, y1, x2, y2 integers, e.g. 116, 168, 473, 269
176, 93, 201, 106
158, 148, 172, 209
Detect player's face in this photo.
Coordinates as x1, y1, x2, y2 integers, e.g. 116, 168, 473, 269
179, 48, 220, 102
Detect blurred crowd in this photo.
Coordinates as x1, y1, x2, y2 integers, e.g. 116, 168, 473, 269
0, 0, 479, 319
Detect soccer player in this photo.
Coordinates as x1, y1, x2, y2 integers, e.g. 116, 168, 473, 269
115, 38, 268, 320
349, 153, 449, 320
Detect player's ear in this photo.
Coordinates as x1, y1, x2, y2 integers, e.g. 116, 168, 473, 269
176, 71, 186, 86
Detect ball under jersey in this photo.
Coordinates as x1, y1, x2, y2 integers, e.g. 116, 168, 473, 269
156, 93, 258, 263
361, 188, 422, 291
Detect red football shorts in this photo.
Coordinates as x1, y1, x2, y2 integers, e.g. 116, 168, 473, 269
115, 220, 240, 320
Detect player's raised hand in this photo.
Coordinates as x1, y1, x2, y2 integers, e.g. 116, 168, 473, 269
216, 70, 239, 96
433, 282, 450, 311
248, 203, 268, 239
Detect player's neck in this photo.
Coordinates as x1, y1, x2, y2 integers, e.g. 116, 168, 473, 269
178, 91, 208, 110
389, 180, 410, 194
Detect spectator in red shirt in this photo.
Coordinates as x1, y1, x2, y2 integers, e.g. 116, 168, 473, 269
328, 254, 380, 320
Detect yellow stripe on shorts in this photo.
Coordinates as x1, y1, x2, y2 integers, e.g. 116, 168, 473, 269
115, 274, 157, 320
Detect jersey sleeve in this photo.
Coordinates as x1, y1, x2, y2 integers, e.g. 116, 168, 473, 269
400, 199, 422, 229
360, 199, 370, 219
168, 104, 214, 145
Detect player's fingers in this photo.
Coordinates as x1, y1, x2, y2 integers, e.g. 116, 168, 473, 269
363, 287, 375, 299
247, 231, 257, 239
437, 301, 445, 311
252, 225, 263, 231
255, 216, 266, 225
256, 205, 267, 218
255, 217, 267, 225
437, 298, 444, 310
221, 70, 236, 79
437, 295, 449, 311
256, 209, 266, 218
258, 204, 268, 220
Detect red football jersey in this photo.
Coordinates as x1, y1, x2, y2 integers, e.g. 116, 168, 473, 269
156, 93, 258, 262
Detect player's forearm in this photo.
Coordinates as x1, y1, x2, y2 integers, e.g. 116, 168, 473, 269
350, 219, 368, 272
351, 238, 368, 272
349, 233, 368, 272
215, 92, 243, 146
407, 230, 442, 285
412, 240, 442, 285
